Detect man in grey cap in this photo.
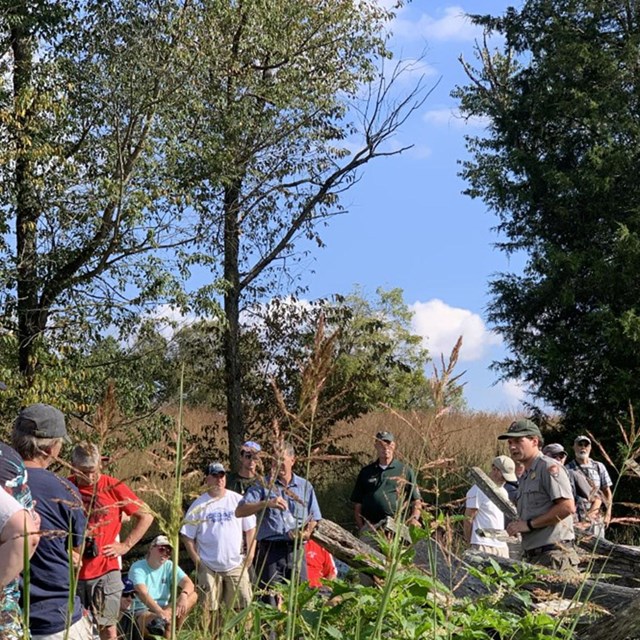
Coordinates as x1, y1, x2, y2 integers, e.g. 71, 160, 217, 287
350, 431, 422, 532
566, 435, 613, 539
499, 419, 579, 576
11, 403, 91, 640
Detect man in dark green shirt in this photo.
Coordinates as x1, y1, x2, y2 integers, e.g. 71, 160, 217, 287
350, 431, 422, 531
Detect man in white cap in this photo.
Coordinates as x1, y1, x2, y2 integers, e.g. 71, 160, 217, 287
464, 456, 516, 557
227, 441, 262, 495
566, 435, 613, 538
181, 462, 256, 632
129, 535, 197, 638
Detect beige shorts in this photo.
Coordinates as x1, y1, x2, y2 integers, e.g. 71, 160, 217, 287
197, 562, 252, 611
31, 614, 93, 640
469, 543, 509, 558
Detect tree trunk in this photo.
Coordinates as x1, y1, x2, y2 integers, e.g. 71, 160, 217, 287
11, 23, 41, 381
223, 178, 245, 470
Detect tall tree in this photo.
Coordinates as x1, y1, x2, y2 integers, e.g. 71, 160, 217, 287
455, 1, 640, 436
256, 288, 437, 427
176, 0, 429, 463
0, 0, 195, 388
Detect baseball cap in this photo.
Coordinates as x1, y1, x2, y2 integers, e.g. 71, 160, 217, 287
574, 435, 591, 445
241, 441, 261, 453
497, 419, 542, 440
151, 535, 172, 548
542, 443, 566, 457
492, 455, 518, 482
122, 576, 135, 594
13, 404, 70, 442
375, 431, 395, 443
205, 461, 226, 475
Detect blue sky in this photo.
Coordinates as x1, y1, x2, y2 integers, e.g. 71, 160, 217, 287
300, 1, 528, 412
156, 2, 527, 413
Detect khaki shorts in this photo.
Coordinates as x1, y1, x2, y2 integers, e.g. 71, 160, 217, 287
77, 570, 123, 627
197, 562, 252, 611
32, 614, 93, 640
469, 543, 509, 558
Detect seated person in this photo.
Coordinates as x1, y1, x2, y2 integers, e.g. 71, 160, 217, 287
305, 539, 336, 589
128, 536, 197, 638
117, 577, 143, 640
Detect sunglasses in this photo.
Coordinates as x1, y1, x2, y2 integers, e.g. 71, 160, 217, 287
155, 545, 172, 554
549, 453, 566, 460
210, 472, 226, 478
241, 451, 258, 459
122, 593, 135, 599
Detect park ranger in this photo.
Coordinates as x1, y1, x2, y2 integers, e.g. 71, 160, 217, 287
498, 419, 580, 576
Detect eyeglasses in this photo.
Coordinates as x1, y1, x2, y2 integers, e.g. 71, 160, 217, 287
155, 545, 172, 554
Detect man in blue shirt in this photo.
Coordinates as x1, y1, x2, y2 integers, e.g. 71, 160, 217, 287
11, 403, 91, 640
236, 442, 321, 606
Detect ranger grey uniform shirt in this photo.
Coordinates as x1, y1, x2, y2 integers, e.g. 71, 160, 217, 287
517, 453, 575, 551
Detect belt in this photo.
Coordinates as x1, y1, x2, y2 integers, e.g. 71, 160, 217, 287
524, 540, 574, 558
258, 539, 295, 548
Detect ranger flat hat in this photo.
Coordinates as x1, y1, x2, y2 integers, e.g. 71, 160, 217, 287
497, 419, 542, 440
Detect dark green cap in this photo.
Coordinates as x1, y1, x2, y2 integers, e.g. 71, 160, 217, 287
497, 419, 541, 440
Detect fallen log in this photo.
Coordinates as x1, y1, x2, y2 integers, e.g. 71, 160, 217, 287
462, 550, 640, 612
577, 536, 640, 587
314, 518, 640, 620
312, 518, 386, 574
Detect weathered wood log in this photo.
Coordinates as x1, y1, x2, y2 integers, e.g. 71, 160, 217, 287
579, 592, 640, 640
314, 516, 640, 640
463, 550, 640, 612
577, 536, 640, 587
312, 518, 386, 573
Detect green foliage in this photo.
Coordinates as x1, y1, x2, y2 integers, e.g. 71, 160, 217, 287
0, 0, 195, 378
243, 567, 571, 640
254, 287, 436, 428
455, 1, 640, 440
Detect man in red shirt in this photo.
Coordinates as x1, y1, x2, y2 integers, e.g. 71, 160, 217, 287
70, 442, 153, 640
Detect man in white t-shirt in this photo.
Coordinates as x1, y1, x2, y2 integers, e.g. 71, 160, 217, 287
181, 462, 256, 630
464, 456, 517, 558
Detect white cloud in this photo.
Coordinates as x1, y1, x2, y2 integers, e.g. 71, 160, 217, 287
146, 304, 197, 340
393, 6, 480, 43
497, 378, 527, 407
410, 298, 501, 362
397, 58, 439, 80
423, 107, 491, 129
